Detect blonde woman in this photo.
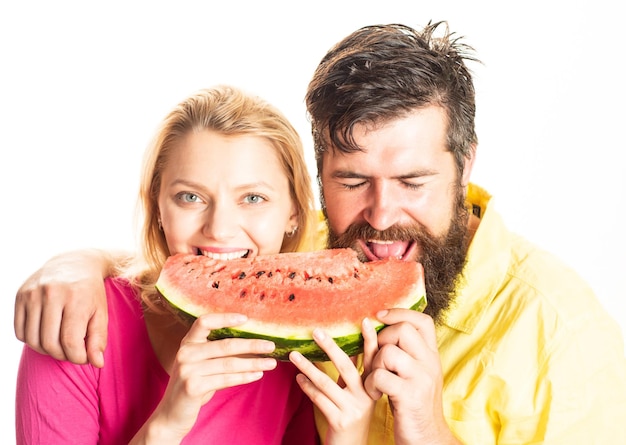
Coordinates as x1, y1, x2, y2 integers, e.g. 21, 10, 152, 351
16, 85, 375, 444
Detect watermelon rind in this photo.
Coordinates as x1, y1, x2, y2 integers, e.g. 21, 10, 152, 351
165, 293, 427, 361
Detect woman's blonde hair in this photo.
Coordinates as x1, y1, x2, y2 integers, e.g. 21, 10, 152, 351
126, 85, 316, 311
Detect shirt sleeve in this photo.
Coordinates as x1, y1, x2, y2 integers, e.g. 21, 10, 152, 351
497, 308, 626, 444
533, 312, 626, 443
15, 345, 101, 445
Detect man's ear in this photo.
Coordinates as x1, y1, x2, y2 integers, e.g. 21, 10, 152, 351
461, 143, 477, 187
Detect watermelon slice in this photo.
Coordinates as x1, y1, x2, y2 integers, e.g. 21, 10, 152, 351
156, 248, 426, 361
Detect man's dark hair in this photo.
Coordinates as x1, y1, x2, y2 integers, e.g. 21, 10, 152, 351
306, 21, 480, 178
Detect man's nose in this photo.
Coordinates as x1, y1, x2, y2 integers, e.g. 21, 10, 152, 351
362, 182, 401, 231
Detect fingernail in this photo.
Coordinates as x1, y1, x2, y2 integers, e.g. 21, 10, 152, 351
296, 373, 308, 384
262, 358, 277, 369
261, 341, 276, 352
362, 317, 372, 329
376, 309, 388, 318
313, 328, 326, 341
250, 371, 264, 380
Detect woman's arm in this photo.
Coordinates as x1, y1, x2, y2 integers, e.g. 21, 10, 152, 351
16, 346, 101, 444
14, 248, 132, 367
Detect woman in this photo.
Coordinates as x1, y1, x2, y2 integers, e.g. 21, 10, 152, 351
15, 85, 376, 444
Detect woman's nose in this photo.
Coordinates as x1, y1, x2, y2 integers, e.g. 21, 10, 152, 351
202, 202, 238, 240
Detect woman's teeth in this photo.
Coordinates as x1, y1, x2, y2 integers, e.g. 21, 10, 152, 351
198, 249, 249, 260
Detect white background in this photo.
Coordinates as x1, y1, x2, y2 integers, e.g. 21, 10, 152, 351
1, 0, 624, 441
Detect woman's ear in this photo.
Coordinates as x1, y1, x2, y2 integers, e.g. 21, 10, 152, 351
285, 209, 299, 237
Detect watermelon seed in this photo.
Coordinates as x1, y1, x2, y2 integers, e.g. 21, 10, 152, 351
240, 290, 247, 298
354, 272, 360, 279
288, 272, 296, 279
255, 271, 266, 278
268, 272, 273, 277
212, 281, 219, 289
328, 277, 334, 284
259, 292, 265, 300
238, 272, 246, 279
288, 294, 295, 301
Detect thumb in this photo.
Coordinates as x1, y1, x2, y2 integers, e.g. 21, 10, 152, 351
364, 373, 384, 401
85, 308, 108, 368
185, 313, 248, 343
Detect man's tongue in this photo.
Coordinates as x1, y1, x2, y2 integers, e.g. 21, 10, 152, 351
368, 241, 409, 259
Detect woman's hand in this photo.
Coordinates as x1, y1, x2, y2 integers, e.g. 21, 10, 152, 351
133, 313, 277, 442
289, 318, 378, 445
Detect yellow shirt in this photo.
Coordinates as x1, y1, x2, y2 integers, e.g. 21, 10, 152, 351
315, 184, 626, 444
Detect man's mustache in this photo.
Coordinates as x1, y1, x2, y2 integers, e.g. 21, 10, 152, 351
332, 222, 434, 246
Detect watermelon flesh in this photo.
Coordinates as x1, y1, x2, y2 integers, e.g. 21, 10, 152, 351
156, 248, 426, 361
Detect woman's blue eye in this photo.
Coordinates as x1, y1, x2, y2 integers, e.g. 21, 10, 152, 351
244, 194, 265, 204
179, 192, 200, 203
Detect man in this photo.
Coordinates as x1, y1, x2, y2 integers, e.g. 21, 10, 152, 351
15, 21, 626, 443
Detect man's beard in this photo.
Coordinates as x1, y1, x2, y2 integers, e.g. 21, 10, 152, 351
324, 188, 470, 324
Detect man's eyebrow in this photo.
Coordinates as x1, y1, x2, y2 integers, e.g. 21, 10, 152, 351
397, 169, 439, 179
331, 169, 438, 179
331, 170, 368, 179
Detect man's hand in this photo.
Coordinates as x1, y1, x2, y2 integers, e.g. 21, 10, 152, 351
14, 249, 127, 368
364, 309, 462, 445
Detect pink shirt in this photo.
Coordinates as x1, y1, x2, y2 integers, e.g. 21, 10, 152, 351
16, 277, 318, 444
